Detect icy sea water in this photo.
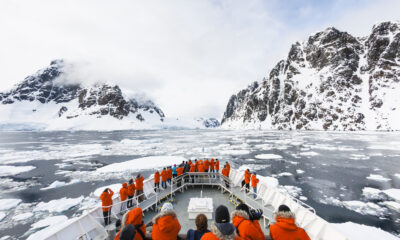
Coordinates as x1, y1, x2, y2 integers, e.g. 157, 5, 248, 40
0, 130, 399, 239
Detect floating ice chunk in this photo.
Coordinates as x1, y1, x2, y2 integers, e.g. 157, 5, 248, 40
13, 212, 34, 221
219, 150, 250, 155
382, 189, 400, 202
0, 212, 5, 222
299, 151, 319, 156
384, 201, 400, 212
395, 173, 400, 178
366, 174, 391, 182
278, 172, 292, 177
296, 169, 305, 174
93, 184, 121, 198
299, 196, 308, 201
34, 196, 83, 213
255, 154, 282, 160
280, 185, 302, 198
362, 187, 386, 201
0, 165, 35, 177
97, 156, 187, 173
40, 179, 80, 190
31, 215, 68, 229
0, 199, 22, 211
258, 176, 279, 188
332, 222, 399, 240
238, 164, 269, 171
349, 154, 370, 160
342, 201, 387, 217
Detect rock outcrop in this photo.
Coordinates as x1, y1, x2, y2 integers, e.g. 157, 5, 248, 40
221, 21, 400, 131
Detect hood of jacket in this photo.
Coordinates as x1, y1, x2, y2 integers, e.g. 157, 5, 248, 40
122, 182, 128, 188
273, 211, 298, 231
152, 210, 178, 233
210, 222, 236, 240
231, 210, 250, 228
122, 207, 143, 229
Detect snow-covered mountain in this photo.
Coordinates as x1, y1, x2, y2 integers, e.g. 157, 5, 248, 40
0, 60, 166, 130
221, 21, 400, 131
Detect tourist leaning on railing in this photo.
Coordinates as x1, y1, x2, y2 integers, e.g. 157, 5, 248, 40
99, 188, 113, 226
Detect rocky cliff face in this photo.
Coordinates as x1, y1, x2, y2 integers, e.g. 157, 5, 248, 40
221, 21, 400, 131
0, 60, 165, 123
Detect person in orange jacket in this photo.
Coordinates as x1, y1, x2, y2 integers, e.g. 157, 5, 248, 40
198, 162, 205, 173
215, 159, 220, 172
119, 182, 128, 214
204, 159, 210, 172
154, 170, 160, 192
99, 188, 113, 225
177, 166, 184, 187
269, 205, 310, 240
232, 203, 264, 240
244, 169, 251, 193
201, 205, 240, 240
167, 167, 172, 185
135, 174, 145, 203
226, 162, 231, 176
221, 166, 230, 188
151, 202, 181, 240
127, 179, 135, 208
210, 158, 215, 172
251, 173, 259, 199
114, 207, 146, 240
161, 168, 168, 189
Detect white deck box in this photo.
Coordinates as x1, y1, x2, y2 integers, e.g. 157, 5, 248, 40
187, 198, 213, 219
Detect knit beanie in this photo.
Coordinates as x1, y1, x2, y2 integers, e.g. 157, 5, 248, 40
236, 203, 250, 215
161, 202, 173, 212
119, 224, 135, 240
215, 205, 230, 223
278, 204, 291, 212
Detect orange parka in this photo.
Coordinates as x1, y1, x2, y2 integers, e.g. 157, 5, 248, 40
215, 160, 220, 171
177, 167, 184, 176
154, 171, 160, 184
161, 169, 168, 182
269, 211, 310, 240
210, 159, 215, 170
200, 223, 242, 240
114, 207, 146, 240
204, 160, 210, 171
222, 167, 229, 177
119, 183, 128, 202
251, 174, 259, 188
151, 210, 181, 240
198, 163, 205, 172
167, 168, 172, 179
190, 164, 196, 172
99, 189, 114, 212
232, 210, 264, 240
244, 170, 251, 184
127, 182, 136, 197
135, 176, 144, 191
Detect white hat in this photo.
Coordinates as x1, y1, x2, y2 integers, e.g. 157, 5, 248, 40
161, 202, 173, 212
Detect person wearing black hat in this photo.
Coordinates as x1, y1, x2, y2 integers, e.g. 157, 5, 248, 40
201, 205, 238, 240
269, 204, 310, 240
231, 203, 264, 240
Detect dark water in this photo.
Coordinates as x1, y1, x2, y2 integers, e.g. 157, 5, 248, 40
0, 130, 399, 239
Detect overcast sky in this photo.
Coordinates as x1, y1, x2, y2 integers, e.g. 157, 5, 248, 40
0, 0, 399, 119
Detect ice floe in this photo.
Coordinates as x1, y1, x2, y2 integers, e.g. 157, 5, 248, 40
40, 179, 80, 190
382, 189, 400, 202
12, 212, 34, 221
280, 185, 302, 198
0, 165, 36, 177
384, 201, 400, 212
34, 196, 84, 213
342, 201, 387, 217
96, 156, 187, 173
0, 212, 5, 222
278, 172, 293, 177
0, 199, 22, 211
219, 149, 250, 155
238, 164, 269, 171
299, 151, 319, 156
366, 174, 391, 182
296, 169, 305, 174
362, 187, 387, 201
332, 222, 399, 240
349, 154, 370, 160
254, 154, 282, 160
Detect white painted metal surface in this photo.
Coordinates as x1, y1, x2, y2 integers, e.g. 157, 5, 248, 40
187, 198, 213, 219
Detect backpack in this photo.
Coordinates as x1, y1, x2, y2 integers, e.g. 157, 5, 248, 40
119, 223, 146, 240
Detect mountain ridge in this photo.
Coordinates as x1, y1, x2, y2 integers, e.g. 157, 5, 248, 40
221, 21, 400, 131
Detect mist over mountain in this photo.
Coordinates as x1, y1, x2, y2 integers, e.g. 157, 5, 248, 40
221, 21, 400, 131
